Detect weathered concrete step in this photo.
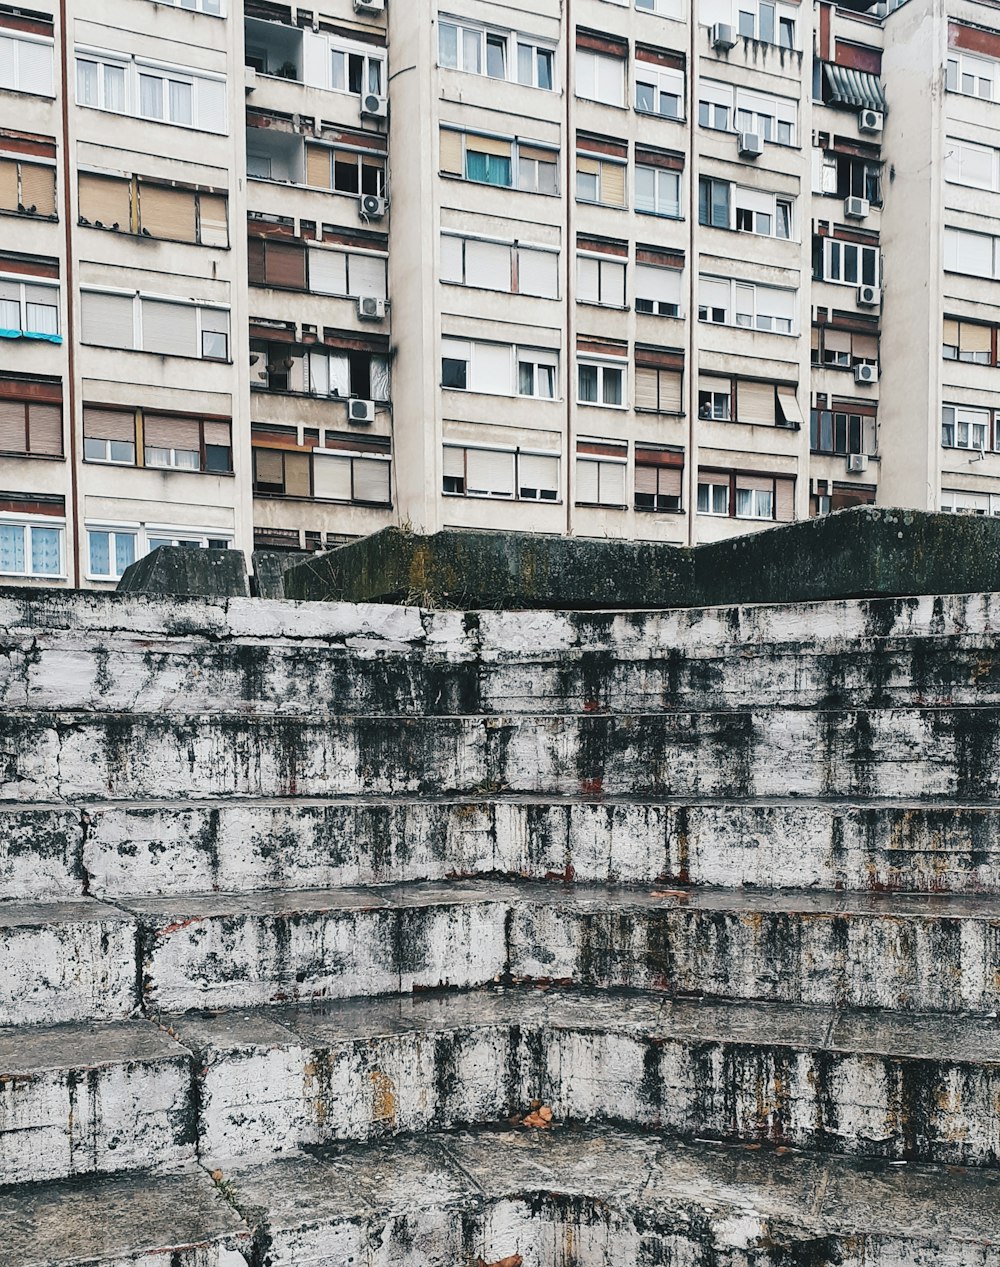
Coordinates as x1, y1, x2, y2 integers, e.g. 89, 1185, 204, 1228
211, 1128, 1000, 1266
7, 706, 1000, 802
119, 881, 1000, 1016
164, 989, 1000, 1168
0, 899, 135, 1027
1, 1165, 251, 1267
8, 629, 1000, 716
0, 1020, 193, 1185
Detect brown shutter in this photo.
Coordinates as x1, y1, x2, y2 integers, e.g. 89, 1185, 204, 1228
265, 241, 306, 289
79, 173, 131, 228
203, 421, 231, 446
636, 45, 685, 70
27, 403, 62, 455
248, 237, 266, 284
20, 162, 55, 217
942, 318, 960, 346
144, 415, 201, 449
439, 129, 463, 174
284, 450, 311, 496
84, 408, 135, 442
825, 329, 852, 353
634, 366, 659, 411
306, 144, 331, 189
776, 385, 804, 427
139, 184, 197, 242
254, 448, 283, 484
658, 370, 682, 413
0, 399, 26, 451
737, 380, 776, 425
737, 473, 775, 493
635, 147, 684, 171
635, 464, 657, 494
775, 477, 795, 522
960, 323, 991, 355
635, 447, 683, 467
851, 333, 879, 359
467, 135, 512, 159
661, 467, 682, 499
601, 160, 626, 206
0, 158, 17, 211
198, 193, 228, 246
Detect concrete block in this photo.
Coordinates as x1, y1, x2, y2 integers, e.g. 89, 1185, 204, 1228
117, 547, 250, 599
0, 807, 83, 901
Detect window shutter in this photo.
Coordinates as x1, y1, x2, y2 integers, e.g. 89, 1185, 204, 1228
248, 237, 266, 284
84, 407, 135, 442
141, 299, 198, 356
200, 307, 229, 334
467, 447, 514, 495
659, 370, 682, 413
961, 323, 992, 354
266, 241, 307, 289
353, 455, 390, 503
440, 235, 463, 282
635, 365, 659, 411
519, 452, 558, 493
79, 173, 130, 228
943, 318, 959, 345
776, 385, 804, 427
635, 464, 657, 495
28, 402, 61, 455
284, 450, 311, 496
348, 252, 387, 299
577, 256, 600, 302
0, 399, 26, 451
661, 466, 682, 499
313, 451, 353, 500
0, 158, 17, 210
699, 374, 730, 396
577, 155, 599, 176
439, 129, 463, 174
737, 473, 774, 493
254, 448, 283, 484
601, 160, 626, 206
575, 457, 599, 503
775, 477, 795, 522
82, 291, 134, 349
473, 343, 513, 394
518, 248, 558, 298
465, 239, 510, 291
139, 184, 197, 241
602, 460, 625, 504
443, 446, 465, 478
196, 77, 226, 134
203, 421, 231, 446
738, 380, 776, 425
144, 415, 200, 449
825, 329, 852, 353
20, 162, 55, 217
469, 135, 512, 159
199, 193, 228, 246
306, 144, 331, 189
309, 247, 347, 295
852, 333, 878, 360
636, 263, 681, 303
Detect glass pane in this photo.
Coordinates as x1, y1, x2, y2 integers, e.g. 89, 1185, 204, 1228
486, 36, 506, 79
30, 527, 60, 574
110, 440, 135, 463
439, 25, 458, 68
140, 74, 164, 119
89, 531, 110, 576
578, 364, 598, 402
518, 362, 534, 395
636, 82, 655, 111
0, 523, 25, 573
169, 80, 193, 125
713, 485, 728, 514
537, 49, 553, 90
738, 10, 755, 36
331, 51, 346, 90
635, 166, 655, 212
115, 534, 136, 575
202, 330, 228, 359
104, 64, 126, 111
602, 368, 622, 406
759, 3, 775, 43
76, 59, 98, 106
462, 29, 481, 73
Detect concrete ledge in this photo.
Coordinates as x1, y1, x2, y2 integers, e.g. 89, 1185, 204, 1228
282, 507, 1000, 608
117, 547, 250, 599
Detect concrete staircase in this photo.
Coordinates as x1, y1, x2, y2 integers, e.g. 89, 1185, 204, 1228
3, 587, 1000, 1266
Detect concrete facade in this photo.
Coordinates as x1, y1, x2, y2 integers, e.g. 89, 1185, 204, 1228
2, 0, 998, 589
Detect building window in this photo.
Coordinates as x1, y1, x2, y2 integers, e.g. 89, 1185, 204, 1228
698, 276, 795, 333
440, 129, 559, 194
635, 448, 683, 511
698, 80, 797, 145
87, 528, 136, 580
946, 50, 999, 101
736, 485, 774, 519
78, 173, 228, 246
698, 380, 731, 420
305, 144, 386, 197
944, 138, 998, 192
943, 227, 1000, 279
0, 518, 63, 576
577, 251, 626, 307
635, 64, 683, 118
0, 154, 57, 218
942, 405, 992, 451
441, 337, 557, 398
466, 137, 512, 187
942, 318, 993, 364
814, 237, 880, 287
438, 20, 555, 90
330, 43, 384, 97
152, 0, 222, 14
576, 48, 625, 107
576, 152, 627, 206
0, 277, 60, 339
310, 245, 388, 300
576, 441, 627, 506
82, 408, 136, 464
578, 360, 625, 407
635, 261, 682, 316
817, 150, 883, 204
443, 445, 559, 501
635, 363, 682, 413
737, 0, 797, 48
0, 32, 55, 97
698, 177, 730, 228
247, 238, 307, 290
810, 408, 875, 456
80, 290, 230, 360
82, 406, 231, 472
0, 390, 62, 457
812, 326, 879, 369
311, 448, 391, 505
441, 234, 558, 298
697, 479, 730, 515
517, 349, 558, 398
517, 146, 559, 194
635, 165, 681, 218
735, 188, 792, 238
75, 51, 226, 133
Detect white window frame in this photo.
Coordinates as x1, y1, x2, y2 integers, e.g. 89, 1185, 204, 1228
944, 227, 1000, 278
575, 453, 627, 507
946, 50, 999, 101
634, 64, 684, 119
575, 48, 626, 107
329, 38, 385, 98
699, 388, 731, 420
698, 276, 795, 334
517, 347, 559, 399
819, 237, 880, 288
697, 480, 730, 516
81, 287, 231, 361
0, 513, 65, 578
635, 165, 681, 218
577, 358, 627, 408
944, 138, 999, 192
575, 153, 627, 206
0, 274, 60, 337
0, 31, 55, 96
143, 524, 233, 552
635, 0, 684, 16
635, 263, 682, 317
736, 0, 797, 49
516, 149, 559, 195
735, 486, 774, 519
942, 405, 992, 452
74, 46, 227, 134
438, 17, 556, 90
85, 522, 139, 582
150, 0, 223, 14
577, 251, 627, 308
734, 187, 794, 239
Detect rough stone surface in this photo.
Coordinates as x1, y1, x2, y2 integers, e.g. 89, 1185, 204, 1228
117, 547, 250, 599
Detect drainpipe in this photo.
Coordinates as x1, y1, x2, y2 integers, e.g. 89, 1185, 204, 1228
58, 0, 82, 587
686, 7, 697, 547
565, 0, 574, 537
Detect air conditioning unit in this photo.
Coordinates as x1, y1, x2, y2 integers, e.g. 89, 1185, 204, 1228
857, 283, 881, 308
847, 453, 869, 473
854, 362, 878, 385
738, 131, 764, 158
711, 23, 737, 49
361, 94, 388, 120
359, 193, 387, 220
348, 398, 376, 424
354, 0, 385, 12
357, 295, 386, 321
844, 196, 870, 220
859, 109, 883, 134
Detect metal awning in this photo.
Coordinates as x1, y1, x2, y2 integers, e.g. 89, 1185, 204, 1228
822, 63, 886, 112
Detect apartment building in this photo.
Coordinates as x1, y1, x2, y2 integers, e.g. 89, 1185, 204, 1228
0, 0, 993, 588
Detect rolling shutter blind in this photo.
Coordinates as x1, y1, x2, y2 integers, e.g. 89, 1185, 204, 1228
19, 39, 53, 94
636, 263, 679, 303
961, 323, 992, 354
602, 460, 625, 504
825, 329, 851, 353
284, 451, 311, 496
661, 467, 682, 498
635, 465, 657, 496
518, 248, 558, 298
199, 194, 227, 246
20, 162, 55, 216
203, 421, 231, 446
79, 173, 130, 227
601, 160, 626, 206
28, 403, 61, 455
200, 307, 229, 333
472, 343, 512, 394
519, 143, 556, 163
139, 184, 197, 241
141, 299, 197, 356
775, 477, 795, 522
82, 291, 134, 348
738, 380, 775, 425
577, 155, 599, 175
0, 158, 17, 210
84, 408, 135, 442
577, 256, 600, 303
313, 452, 352, 500
144, 415, 200, 449
519, 453, 558, 492
776, 385, 804, 426
943, 318, 959, 345
852, 333, 879, 360
737, 473, 774, 493
467, 239, 510, 291
353, 456, 390, 502
348, 252, 387, 298
443, 446, 464, 478
439, 129, 463, 174
658, 370, 682, 413
266, 241, 306, 289
0, 399, 25, 451
196, 77, 226, 133
635, 366, 659, 411
467, 447, 514, 495
468, 135, 512, 158
736, 186, 773, 214
440, 235, 463, 282
254, 448, 283, 484
310, 248, 347, 295
306, 144, 331, 188
247, 238, 266, 284
575, 457, 599, 503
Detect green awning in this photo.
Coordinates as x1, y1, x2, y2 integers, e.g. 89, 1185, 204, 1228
822, 63, 886, 112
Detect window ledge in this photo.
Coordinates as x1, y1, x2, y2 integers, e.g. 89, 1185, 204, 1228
0, 449, 65, 460
574, 501, 627, 509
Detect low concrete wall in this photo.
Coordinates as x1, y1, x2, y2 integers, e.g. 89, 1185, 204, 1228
282, 507, 1000, 608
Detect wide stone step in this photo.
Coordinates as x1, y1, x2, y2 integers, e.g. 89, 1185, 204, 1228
122, 881, 1000, 1017
0, 1020, 192, 1185
8, 627, 1000, 716
0, 899, 136, 1027
6, 706, 1000, 802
